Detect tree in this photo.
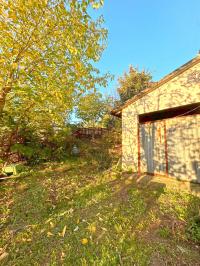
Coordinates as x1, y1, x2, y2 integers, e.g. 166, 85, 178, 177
76, 92, 108, 126
0, 0, 108, 128
117, 66, 152, 103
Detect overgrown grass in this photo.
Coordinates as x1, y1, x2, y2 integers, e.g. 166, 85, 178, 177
0, 158, 200, 265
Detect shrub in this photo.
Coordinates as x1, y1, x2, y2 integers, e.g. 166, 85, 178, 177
186, 215, 200, 243
11, 143, 52, 165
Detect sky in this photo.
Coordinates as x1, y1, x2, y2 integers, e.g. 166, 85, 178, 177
94, 0, 200, 98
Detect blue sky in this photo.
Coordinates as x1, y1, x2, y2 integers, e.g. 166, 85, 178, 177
94, 0, 200, 97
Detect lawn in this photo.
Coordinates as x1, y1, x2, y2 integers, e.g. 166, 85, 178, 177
0, 158, 200, 265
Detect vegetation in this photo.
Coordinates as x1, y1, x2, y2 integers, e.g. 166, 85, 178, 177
1, 155, 200, 265
117, 66, 152, 103
0, 0, 111, 164
0, 2, 199, 266
0, 0, 108, 115
76, 93, 112, 127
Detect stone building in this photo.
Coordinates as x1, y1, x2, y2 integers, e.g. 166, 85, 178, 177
112, 55, 200, 183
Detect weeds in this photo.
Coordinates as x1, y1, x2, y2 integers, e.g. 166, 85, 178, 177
0, 159, 200, 265
187, 216, 200, 243
158, 226, 171, 238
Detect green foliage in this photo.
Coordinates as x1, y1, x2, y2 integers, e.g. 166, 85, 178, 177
8, 126, 75, 164
187, 216, 200, 243
117, 65, 152, 103
101, 113, 121, 129
11, 143, 53, 164
76, 92, 110, 126
11, 144, 36, 159
85, 130, 121, 170
158, 226, 171, 238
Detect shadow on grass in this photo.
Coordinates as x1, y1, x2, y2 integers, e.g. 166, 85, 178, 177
1, 162, 200, 265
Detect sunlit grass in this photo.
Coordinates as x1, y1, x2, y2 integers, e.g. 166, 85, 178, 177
0, 158, 200, 265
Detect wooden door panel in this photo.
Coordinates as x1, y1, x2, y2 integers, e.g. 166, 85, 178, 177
140, 121, 166, 175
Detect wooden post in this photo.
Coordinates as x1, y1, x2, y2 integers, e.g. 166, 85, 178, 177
137, 122, 141, 175
164, 120, 169, 175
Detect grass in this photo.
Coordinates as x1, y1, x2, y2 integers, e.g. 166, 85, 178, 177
0, 158, 200, 265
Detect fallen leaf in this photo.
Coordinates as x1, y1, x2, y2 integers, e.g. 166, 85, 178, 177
0, 252, 8, 261
58, 211, 68, 217
45, 218, 52, 224
88, 225, 96, 233
61, 251, 65, 260
74, 226, 79, 232
125, 179, 132, 185
61, 226, 67, 237
47, 231, 53, 237
81, 238, 88, 245
50, 222, 54, 228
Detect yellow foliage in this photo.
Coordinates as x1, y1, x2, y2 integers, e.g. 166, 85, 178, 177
47, 231, 53, 237
81, 238, 88, 245
88, 224, 96, 233
61, 225, 67, 237
0, 0, 109, 130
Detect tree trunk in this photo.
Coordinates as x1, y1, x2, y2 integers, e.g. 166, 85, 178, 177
0, 86, 12, 114
0, 92, 6, 113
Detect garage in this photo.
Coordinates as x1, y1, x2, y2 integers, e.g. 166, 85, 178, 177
111, 55, 200, 183
138, 103, 200, 182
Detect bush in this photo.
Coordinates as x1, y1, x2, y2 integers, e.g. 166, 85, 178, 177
79, 129, 121, 171
11, 143, 52, 165
187, 215, 200, 243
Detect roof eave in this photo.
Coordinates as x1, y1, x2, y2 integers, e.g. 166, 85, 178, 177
110, 109, 122, 118
110, 55, 200, 117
